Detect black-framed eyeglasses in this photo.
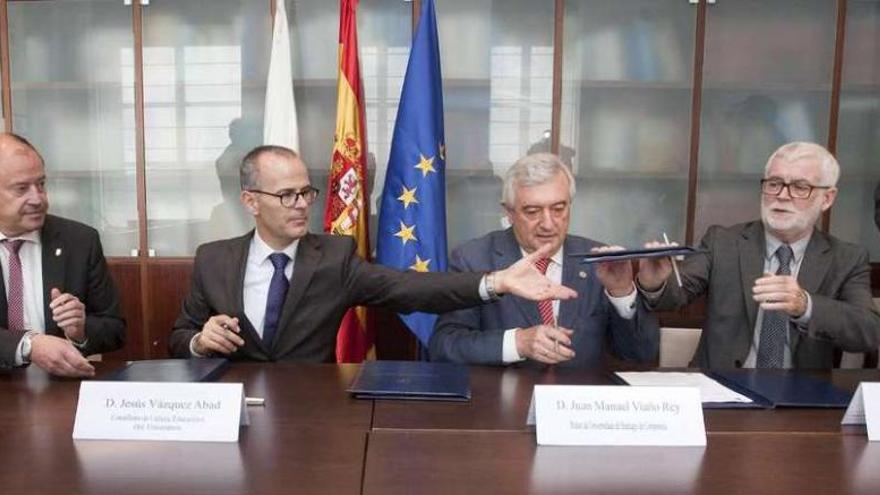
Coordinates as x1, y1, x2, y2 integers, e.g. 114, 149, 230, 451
247, 187, 320, 207
760, 178, 831, 200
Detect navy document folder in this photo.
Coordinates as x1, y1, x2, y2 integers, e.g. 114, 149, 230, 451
348, 360, 471, 401
101, 358, 230, 382
570, 245, 706, 264
711, 369, 853, 408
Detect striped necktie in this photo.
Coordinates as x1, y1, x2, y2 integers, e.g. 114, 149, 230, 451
534, 257, 555, 326
3, 239, 25, 332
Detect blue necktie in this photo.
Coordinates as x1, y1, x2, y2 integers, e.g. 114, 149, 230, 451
756, 244, 794, 368
262, 252, 290, 349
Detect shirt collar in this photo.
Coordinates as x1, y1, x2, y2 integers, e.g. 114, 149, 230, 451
764, 230, 810, 265
0, 229, 41, 246
251, 230, 299, 264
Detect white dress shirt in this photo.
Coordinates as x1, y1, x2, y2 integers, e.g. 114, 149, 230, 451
742, 232, 813, 369
1, 230, 45, 365
501, 246, 637, 363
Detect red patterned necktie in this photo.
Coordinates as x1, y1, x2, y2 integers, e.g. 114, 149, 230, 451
533, 257, 555, 326
3, 239, 25, 332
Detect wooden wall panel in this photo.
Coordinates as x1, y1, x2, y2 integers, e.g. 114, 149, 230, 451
146, 261, 194, 359
107, 261, 143, 361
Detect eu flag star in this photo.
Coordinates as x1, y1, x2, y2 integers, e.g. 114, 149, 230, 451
397, 186, 419, 209
413, 154, 436, 177
410, 255, 431, 272
394, 221, 418, 245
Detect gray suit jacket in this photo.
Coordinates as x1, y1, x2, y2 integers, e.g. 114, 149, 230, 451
646, 221, 880, 369
169, 231, 484, 362
0, 215, 126, 368
429, 229, 659, 368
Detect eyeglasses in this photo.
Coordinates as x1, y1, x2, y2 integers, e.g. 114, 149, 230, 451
247, 186, 320, 207
760, 178, 831, 200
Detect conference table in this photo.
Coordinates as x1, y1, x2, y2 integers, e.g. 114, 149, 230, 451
1, 363, 878, 494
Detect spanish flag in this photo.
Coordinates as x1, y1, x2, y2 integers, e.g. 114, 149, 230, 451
324, 0, 373, 363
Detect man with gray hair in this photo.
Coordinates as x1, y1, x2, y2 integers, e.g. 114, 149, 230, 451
638, 141, 880, 369
430, 153, 659, 367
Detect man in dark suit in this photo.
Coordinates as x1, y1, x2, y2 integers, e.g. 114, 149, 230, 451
0, 133, 125, 376
430, 153, 659, 368
169, 145, 576, 362
638, 142, 880, 369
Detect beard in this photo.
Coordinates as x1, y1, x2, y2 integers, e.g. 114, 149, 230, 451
761, 198, 822, 240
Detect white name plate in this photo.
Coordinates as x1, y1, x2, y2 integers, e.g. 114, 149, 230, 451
841, 382, 880, 441
528, 385, 706, 446
73, 381, 248, 442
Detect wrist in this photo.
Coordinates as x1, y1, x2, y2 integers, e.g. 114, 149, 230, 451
607, 282, 636, 298
21, 331, 40, 363
490, 270, 506, 296
636, 276, 662, 292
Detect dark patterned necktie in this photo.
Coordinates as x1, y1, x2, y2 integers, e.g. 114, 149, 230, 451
262, 252, 290, 348
3, 239, 25, 332
756, 244, 794, 368
534, 258, 555, 326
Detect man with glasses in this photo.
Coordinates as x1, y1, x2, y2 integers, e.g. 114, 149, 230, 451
169, 145, 576, 362
638, 141, 880, 369
430, 153, 659, 367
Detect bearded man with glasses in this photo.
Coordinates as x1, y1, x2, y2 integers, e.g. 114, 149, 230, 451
637, 141, 880, 369
169, 145, 576, 362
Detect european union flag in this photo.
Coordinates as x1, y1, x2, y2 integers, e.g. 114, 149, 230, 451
376, 0, 446, 347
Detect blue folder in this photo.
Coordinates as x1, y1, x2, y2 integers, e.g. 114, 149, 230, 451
348, 360, 471, 401
100, 358, 230, 383
570, 246, 706, 264
710, 369, 852, 409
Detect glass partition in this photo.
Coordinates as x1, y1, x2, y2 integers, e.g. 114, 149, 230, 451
561, 0, 695, 246
435, 0, 555, 249
9, 0, 137, 256
830, 0, 880, 262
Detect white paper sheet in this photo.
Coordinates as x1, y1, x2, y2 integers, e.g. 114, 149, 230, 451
615, 372, 753, 404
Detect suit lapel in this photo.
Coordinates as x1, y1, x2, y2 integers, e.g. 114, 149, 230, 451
797, 229, 830, 295
232, 231, 268, 356
495, 230, 541, 326
738, 223, 765, 332
274, 233, 321, 347
40, 218, 65, 334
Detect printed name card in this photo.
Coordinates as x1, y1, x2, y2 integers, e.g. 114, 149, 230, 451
841, 382, 880, 441
73, 381, 248, 442
527, 385, 706, 446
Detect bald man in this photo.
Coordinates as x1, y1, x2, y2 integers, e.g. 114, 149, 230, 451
0, 133, 124, 376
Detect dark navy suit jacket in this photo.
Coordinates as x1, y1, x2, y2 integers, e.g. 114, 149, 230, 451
429, 229, 659, 368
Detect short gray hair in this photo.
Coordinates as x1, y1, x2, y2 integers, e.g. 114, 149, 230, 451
502, 153, 575, 207
240, 145, 299, 190
765, 141, 840, 186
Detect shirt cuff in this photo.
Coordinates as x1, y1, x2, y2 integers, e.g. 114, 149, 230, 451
502, 328, 525, 363
14, 337, 26, 366
792, 291, 813, 327
478, 275, 490, 301
606, 284, 637, 319
189, 333, 208, 358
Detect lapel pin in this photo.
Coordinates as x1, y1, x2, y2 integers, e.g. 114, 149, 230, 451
578, 270, 588, 279
55, 248, 62, 257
